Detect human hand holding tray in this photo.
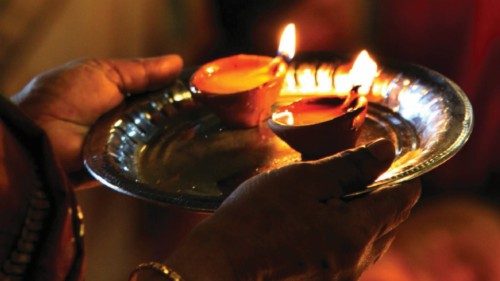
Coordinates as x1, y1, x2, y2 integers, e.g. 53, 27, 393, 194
83, 55, 473, 211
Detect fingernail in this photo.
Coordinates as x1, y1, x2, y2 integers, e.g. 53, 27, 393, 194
365, 139, 394, 162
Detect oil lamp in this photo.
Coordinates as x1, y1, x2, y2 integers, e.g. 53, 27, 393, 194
190, 24, 296, 128
268, 50, 378, 160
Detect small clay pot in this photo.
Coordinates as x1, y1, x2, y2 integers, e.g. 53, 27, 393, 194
190, 54, 286, 128
268, 96, 367, 160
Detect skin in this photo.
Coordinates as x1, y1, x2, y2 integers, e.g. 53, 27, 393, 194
9, 55, 421, 280
167, 140, 421, 281
12, 55, 183, 171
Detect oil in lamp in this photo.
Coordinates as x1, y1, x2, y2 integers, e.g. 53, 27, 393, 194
268, 50, 378, 160
189, 24, 296, 128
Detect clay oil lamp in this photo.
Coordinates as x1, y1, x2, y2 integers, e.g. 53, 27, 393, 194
189, 24, 296, 128
268, 50, 378, 160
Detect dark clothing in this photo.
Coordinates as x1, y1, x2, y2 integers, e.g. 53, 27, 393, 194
0, 95, 84, 281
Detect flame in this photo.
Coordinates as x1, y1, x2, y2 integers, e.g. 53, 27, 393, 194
316, 64, 335, 90
284, 70, 297, 89
272, 110, 295, 125
333, 72, 352, 96
278, 23, 296, 61
279, 48, 379, 98
349, 50, 378, 95
296, 64, 316, 90
283, 64, 336, 95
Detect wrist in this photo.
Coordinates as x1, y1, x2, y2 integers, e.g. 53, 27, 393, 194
165, 218, 238, 281
129, 262, 182, 281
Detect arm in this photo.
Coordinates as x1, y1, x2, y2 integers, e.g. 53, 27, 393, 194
12, 55, 183, 172
1, 55, 183, 280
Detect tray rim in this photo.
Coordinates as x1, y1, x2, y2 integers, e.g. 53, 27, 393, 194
83, 60, 473, 212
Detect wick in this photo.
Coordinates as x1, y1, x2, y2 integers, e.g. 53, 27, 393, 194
268, 55, 287, 74
341, 85, 361, 109
275, 53, 293, 64
350, 85, 361, 100
351, 85, 361, 95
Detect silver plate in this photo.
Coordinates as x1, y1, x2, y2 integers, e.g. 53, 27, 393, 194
83, 57, 473, 211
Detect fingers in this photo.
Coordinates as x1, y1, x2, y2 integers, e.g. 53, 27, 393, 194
310, 139, 395, 199
351, 179, 421, 237
368, 228, 397, 265
101, 54, 183, 93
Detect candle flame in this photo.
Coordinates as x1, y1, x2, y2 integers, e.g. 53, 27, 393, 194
272, 110, 295, 125
349, 50, 378, 95
278, 23, 296, 61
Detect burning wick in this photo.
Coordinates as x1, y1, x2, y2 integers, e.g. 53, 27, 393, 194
268, 50, 377, 159
349, 50, 378, 96
262, 23, 296, 79
189, 23, 296, 128
273, 50, 377, 127
277, 23, 296, 62
341, 50, 378, 111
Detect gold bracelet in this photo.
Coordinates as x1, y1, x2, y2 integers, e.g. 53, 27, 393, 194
129, 262, 182, 281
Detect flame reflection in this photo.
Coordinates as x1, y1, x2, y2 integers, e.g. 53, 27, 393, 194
280, 51, 379, 97
272, 110, 295, 125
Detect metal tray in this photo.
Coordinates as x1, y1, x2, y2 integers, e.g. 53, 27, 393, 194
83, 57, 473, 211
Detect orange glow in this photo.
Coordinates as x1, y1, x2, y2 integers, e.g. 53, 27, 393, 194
192, 55, 280, 94
271, 95, 366, 127
349, 50, 378, 95
278, 23, 296, 61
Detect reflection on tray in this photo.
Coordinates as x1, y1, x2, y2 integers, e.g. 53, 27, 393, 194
137, 101, 417, 197
83, 57, 473, 211
139, 117, 299, 197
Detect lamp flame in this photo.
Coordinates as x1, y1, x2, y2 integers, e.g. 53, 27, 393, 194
278, 23, 296, 61
349, 50, 378, 95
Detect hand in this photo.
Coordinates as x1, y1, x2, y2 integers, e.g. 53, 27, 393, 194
12, 55, 183, 171
167, 139, 421, 281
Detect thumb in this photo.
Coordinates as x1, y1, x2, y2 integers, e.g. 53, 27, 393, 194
102, 54, 183, 94
351, 179, 421, 237
309, 139, 395, 199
